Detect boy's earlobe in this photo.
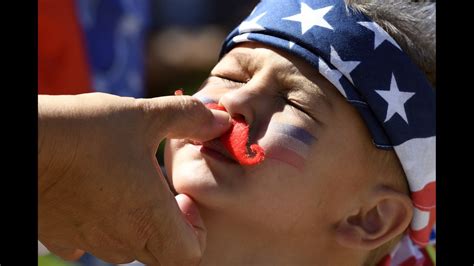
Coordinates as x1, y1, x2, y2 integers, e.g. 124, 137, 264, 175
334, 187, 413, 251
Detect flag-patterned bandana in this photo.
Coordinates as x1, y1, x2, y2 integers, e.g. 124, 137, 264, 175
219, 0, 435, 265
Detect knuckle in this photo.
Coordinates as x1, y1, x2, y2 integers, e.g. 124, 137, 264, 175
136, 98, 154, 116
177, 96, 205, 114
172, 97, 212, 136
84, 226, 125, 249
148, 219, 176, 252
107, 254, 136, 264
127, 207, 156, 248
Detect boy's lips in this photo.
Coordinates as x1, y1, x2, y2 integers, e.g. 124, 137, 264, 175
188, 138, 239, 164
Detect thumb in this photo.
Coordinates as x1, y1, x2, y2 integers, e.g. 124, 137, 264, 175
145, 191, 206, 265
138, 95, 231, 143
175, 194, 206, 254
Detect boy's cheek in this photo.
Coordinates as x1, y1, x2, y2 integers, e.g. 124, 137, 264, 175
258, 122, 316, 172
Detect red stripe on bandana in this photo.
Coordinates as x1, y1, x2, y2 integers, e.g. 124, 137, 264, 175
412, 182, 436, 210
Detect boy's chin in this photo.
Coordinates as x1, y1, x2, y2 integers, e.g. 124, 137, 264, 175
170, 160, 231, 209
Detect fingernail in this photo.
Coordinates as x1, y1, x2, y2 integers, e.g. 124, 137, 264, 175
175, 194, 205, 231
211, 109, 231, 127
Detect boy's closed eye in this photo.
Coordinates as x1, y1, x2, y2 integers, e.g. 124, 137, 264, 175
210, 74, 247, 88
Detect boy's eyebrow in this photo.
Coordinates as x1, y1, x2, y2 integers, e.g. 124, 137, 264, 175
223, 52, 254, 70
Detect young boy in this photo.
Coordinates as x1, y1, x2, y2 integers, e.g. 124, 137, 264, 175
165, 0, 435, 265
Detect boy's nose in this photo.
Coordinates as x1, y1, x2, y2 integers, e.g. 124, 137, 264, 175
218, 80, 277, 127
218, 88, 257, 125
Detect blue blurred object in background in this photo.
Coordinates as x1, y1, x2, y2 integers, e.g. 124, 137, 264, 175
75, 0, 151, 97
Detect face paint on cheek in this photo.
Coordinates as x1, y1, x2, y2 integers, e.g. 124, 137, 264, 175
259, 122, 316, 171
193, 94, 217, 104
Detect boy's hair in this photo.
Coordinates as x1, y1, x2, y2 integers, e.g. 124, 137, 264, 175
363, 140, 409, 265
344, 0, 435, 264
363, 149, 410, 266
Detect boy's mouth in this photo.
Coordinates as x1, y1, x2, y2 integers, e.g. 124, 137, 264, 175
188, 138, 239, 164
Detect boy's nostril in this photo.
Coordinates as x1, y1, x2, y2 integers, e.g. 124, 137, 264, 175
231, 113, 246, 121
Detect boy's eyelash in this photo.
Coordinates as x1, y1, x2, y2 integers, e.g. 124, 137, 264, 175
280, 92, 320, 123
212, 75, 247, 86
285, 98, 306, 114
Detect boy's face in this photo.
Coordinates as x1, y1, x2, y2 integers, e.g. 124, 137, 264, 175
165, 42, 383, 234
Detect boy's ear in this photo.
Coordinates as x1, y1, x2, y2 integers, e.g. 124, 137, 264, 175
334, 186, 413, 250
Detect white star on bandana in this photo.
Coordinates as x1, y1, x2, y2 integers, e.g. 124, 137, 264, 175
232, 33, 251, 43
318, 58, 345, 97
283, 3, 333, 34
239, 12, 267, 33
357, 21, 401, 50
329, 46, 360, 85
375, 74, 415, 123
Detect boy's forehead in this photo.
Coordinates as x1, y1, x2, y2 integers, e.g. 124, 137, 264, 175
217, 44, 292, 75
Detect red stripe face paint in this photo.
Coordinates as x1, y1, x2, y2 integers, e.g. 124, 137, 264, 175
205, 103, 265, 165
258, 121, 316, 171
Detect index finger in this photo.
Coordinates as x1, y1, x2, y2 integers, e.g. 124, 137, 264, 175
138, 96, 231, 144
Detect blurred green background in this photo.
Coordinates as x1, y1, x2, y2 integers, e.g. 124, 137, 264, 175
39, 254, 78, 266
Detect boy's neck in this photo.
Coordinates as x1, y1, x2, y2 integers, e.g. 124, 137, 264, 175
198, 207, 364, 266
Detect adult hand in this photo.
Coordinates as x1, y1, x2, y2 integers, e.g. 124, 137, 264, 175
38, 92, 230, 265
